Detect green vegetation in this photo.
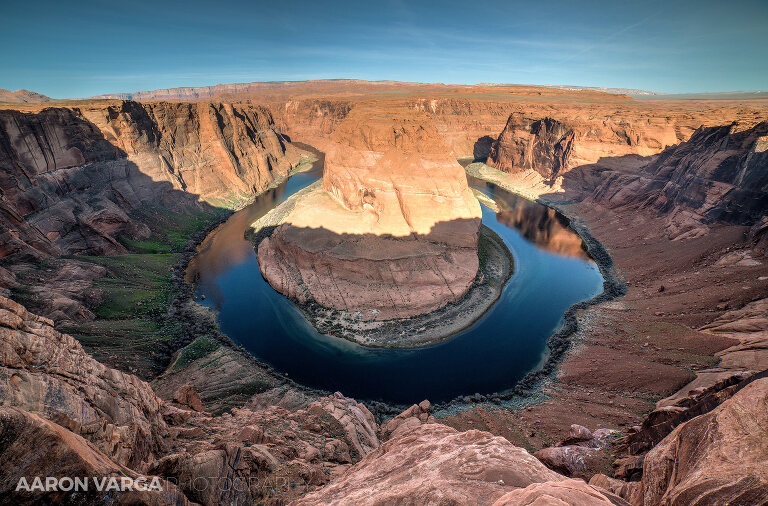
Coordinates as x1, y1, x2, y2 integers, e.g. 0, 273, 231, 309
126, 206, 227, 252
172, 336, 220, 370
61, 252, 180, 378
79, 253, 178, 319
61, 205, 226, 378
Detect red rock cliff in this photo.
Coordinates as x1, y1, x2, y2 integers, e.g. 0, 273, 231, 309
0, 101, 304, 259
257, 107, 482, 321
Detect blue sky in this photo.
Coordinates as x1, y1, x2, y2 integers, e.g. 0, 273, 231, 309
2, 0, 766, 98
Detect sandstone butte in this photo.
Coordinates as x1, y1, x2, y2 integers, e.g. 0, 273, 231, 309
257, 106, 483, 321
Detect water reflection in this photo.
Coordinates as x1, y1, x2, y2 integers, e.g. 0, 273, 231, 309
471, 179, 589, 260
186, 143, 324, 310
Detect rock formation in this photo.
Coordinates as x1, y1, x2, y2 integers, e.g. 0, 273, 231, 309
492, 479, 628, 505
0, 294, 173, 470
0, 101, 305, 261
487, 115, 575, 180
1, 81, 767, 504
0, 407, 190, 505
639, 377, 768, 505
294, 423, 624, 505
534, 424, 617, 479
583, 121, 768, 240
0, 294, 380, 503
257, 107, 482, 322
1, 293, 633, 504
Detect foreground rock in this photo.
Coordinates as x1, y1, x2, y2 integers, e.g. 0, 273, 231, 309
257, 107, 483, 331
0, 294, 378, 503
295, 423, 624, 505
534, 424, 617, 479
638, 377, 768, 505
0, 294, 170, 470
0, 407, 189, 505
493, 479, 628, 505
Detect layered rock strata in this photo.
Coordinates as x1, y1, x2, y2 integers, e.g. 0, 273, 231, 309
639, 377, 768, 505
0, 101, 304, 261
257, 108, 483, 326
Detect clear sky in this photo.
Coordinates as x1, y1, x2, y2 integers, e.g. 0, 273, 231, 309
2, 0, 766, 98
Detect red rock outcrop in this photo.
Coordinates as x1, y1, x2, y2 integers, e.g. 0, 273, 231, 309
257, 107, 482, 322
0, 294, 172, 470
584, 121, 768, 240
487, 115, 575, 180
493, 478, 628, 505
0, 407, 190, 505
639, 377, 768, 505
534, 424, 617, 479
0, 294, 383, 503
294, 423, 567, 505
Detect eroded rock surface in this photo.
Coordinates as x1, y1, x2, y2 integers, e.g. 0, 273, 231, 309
294, 423, 566, 505
0, 294, 382, 503
0, 407, 189, 505
492, 478, 628, 506
584, 121, 768, 240
639, 378, 768, 505
487, 115, 575, 180
534, 425, 617, 479
257, 107, 482, 322
0, 102, 304, 261
0, 294, 171, 470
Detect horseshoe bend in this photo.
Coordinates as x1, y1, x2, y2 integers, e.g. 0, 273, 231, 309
2, 3, 768, 505
253, 107, 517, 346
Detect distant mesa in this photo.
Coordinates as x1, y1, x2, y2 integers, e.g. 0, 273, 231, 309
0, 89, 52, 104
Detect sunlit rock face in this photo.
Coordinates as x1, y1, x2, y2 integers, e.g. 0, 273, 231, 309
258, 107, 482, 320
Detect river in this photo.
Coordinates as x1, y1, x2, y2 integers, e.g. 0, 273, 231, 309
186, 145, 603, 404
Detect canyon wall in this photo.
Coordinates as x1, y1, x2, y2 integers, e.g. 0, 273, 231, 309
257, 106, 482, 322
266, 90, 758, 172
579, 121, 768, 240
0, 101, 304, 260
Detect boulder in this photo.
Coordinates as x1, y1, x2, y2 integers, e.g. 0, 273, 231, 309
173, 384, 204, 412
492, 478, 629, 506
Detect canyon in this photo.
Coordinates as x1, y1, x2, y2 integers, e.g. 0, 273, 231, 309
0, 80, 767, 504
